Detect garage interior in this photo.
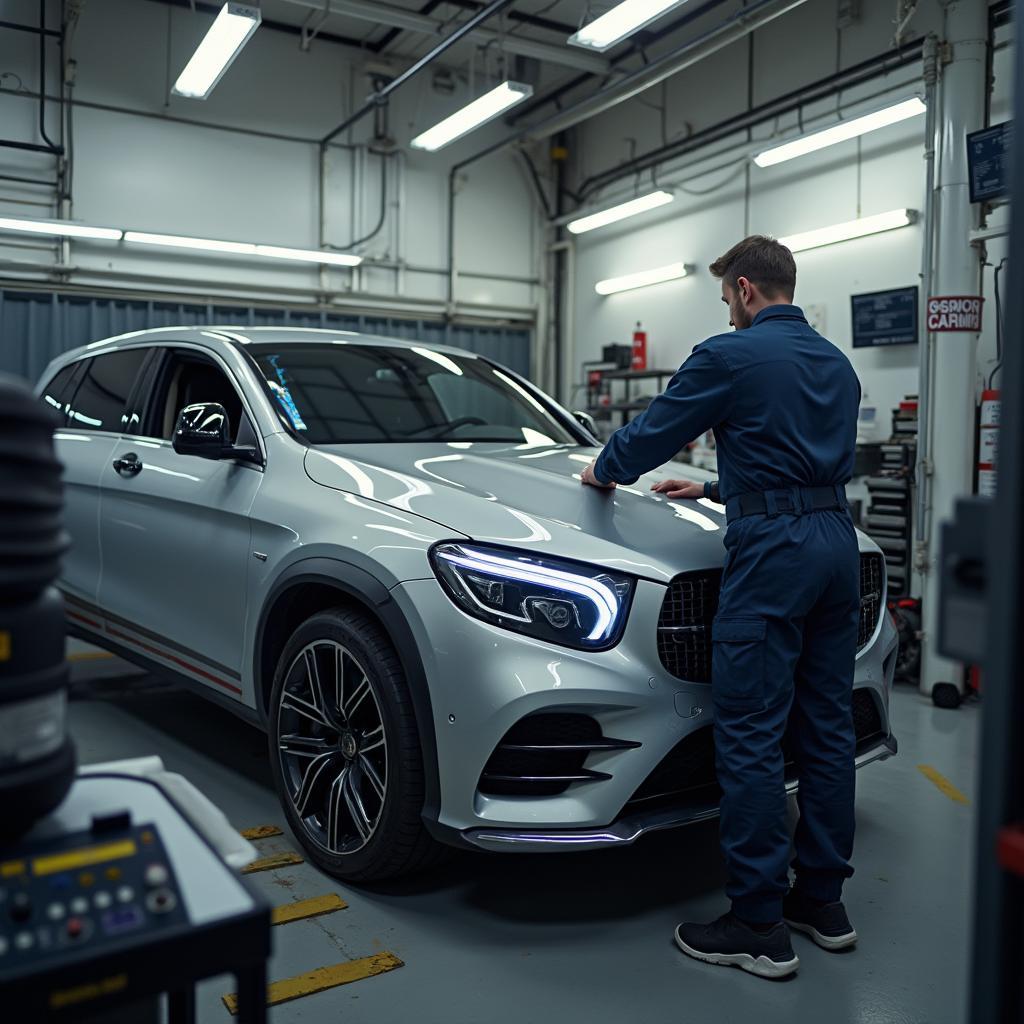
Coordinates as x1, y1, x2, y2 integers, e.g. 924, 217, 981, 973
0, 0, 1021, 1021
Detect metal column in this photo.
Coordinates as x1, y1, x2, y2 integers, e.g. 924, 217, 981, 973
918, 0, 988, 699
967, 9, 1024, 1014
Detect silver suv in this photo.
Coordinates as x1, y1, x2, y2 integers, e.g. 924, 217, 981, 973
38, 327, 898, 880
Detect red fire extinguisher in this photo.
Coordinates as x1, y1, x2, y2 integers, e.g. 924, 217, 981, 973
631, 322, 647, 371
978, 388, 1000, 497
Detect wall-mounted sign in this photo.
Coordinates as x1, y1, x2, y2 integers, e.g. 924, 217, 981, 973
851, 286, 918, 348
967, 121, 1011, 203
927, 296, 984, 332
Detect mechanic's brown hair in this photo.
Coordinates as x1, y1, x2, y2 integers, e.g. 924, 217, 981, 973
709, 235, 796, 299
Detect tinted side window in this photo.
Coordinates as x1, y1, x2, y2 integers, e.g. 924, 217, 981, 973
148, 351, 248, 443
39, 364, 80, 425
66, 349, 148, 432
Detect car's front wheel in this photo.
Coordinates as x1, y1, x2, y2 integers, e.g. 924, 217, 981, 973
267, 607, 446, 880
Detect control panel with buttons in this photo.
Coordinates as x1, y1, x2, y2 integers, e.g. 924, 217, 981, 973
0, 820, 187, 966
0, 770, 269, 1024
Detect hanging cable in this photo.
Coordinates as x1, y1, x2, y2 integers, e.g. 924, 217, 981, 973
38, 0, 60, 152
328, 151, 392, 252
519, 151, 553, 220
988, 257, 1008, 388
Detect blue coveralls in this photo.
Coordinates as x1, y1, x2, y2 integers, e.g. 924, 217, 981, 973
594, 304, 861, 924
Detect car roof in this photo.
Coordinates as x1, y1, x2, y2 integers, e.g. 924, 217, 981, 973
57, 325, 483, 364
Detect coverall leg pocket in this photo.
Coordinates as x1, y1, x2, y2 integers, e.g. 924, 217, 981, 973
712, 617, 768, 712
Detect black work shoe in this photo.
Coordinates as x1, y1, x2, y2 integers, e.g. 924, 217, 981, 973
674, 912, 799, 979
783, 889, 858, 951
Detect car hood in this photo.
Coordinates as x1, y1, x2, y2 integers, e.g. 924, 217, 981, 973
304, 442, 728, 582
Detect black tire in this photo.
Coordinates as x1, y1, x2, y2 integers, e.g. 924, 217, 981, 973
891, 606, 922, 684
931, 682, 962, 710
267, 606, 448, 881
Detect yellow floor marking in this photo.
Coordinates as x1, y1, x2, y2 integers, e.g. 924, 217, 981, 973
241, 851, 304, 874
271, 893, 347, 926
222, 953, 404, 1014
67, 651, 116, 663
918, 764, 970, 805
239, 825, 283, 840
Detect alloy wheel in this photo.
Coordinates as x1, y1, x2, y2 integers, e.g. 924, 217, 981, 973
276, 640, 388, 854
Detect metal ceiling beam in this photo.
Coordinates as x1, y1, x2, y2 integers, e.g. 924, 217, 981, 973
277, 0, 612, 74
142, 0, 370, 50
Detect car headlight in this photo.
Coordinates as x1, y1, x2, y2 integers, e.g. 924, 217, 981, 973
430, 542, 635, 651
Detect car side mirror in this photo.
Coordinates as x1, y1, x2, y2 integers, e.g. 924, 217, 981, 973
572, 409, 600, 442
173, 403, 260, 464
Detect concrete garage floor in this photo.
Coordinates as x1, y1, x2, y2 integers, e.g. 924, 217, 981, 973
66, 642, 978, 1024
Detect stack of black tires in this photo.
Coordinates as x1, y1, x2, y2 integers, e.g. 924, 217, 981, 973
0, 375, 75, 836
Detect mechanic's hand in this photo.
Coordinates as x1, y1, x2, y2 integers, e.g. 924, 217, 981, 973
580, 461, 616, 489
651, 478, 703, 500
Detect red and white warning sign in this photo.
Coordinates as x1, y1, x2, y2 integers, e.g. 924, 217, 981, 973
978, 388, 1000, 498
927, 296, 984, 332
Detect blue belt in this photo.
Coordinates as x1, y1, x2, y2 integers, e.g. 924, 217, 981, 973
725, 484, 848, 523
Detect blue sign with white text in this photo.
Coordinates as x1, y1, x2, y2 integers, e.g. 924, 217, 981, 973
967, 122, 1011, 203
851, 287, 918, 348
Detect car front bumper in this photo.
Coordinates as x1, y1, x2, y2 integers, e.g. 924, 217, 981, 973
461, 733, 898, 852
392, 573, 899, 843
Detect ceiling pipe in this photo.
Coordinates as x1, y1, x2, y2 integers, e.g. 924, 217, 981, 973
279, 0, 610, 74
577, 34, 926, 199
520, 0, 810, 143
321, 0, 516, 145
509, 0, 733, 126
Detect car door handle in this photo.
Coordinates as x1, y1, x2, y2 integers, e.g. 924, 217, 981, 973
112, 453, 143, 477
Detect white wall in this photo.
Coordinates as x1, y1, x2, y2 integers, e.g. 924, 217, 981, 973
0, 0, 545, 315
568, 0, 1011, 423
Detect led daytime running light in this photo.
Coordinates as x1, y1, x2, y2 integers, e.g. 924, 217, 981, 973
437, 548, 618, 641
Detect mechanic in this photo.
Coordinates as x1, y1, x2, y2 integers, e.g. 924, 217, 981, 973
581, 236, 861, 980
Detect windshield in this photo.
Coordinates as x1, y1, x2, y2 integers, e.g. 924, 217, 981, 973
246, 343, 577, 446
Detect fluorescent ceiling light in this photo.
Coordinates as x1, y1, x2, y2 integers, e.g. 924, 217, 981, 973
780, 209, 917, 253
253, 244, 361, 267
172, 2, 261, 100
411, 81, 533, 152
123, 231, 255, 255
123, 230, 362, 266
567, 190, 674, 234
0, 217, 122, 240
595, 261, 691, 295
568, 0, 690, 52
754, 97, 926, 168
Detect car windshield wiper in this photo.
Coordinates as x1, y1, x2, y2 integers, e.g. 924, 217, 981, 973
397, 416, 487, 440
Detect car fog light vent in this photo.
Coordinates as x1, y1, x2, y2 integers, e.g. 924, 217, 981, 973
627, 689, 885, 809
479, 712, 640, 797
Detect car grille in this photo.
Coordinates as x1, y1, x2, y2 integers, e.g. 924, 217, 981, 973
657, 554, 886, 683
478, 713, 640, 798
859, 553, 884, 650
627, 687, 885, 808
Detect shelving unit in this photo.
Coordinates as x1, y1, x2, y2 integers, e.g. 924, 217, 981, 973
862, 403, 918, 598
588, 368, 677, 430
